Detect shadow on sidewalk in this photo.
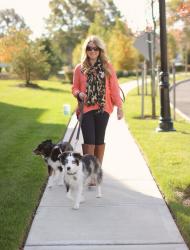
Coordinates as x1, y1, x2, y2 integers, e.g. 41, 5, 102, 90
24, 172, 185, 248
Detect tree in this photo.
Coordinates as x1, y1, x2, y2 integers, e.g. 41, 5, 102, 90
72, 12, 109, 66
150, 0, 158, 119
0, 9, 27, 37
50, 30, 80, 65
107, 20, 138, 71
72, 40, 83, 66
46, 0, 121, 65
167, 32, 179, 63
167, 0, 190, 70
88, 12, 108, 40
47, 0, 120, 33
12, 43, 50, 86
168, 0, 190, 23
0, 28, 30, 63
36, 37, 63, 75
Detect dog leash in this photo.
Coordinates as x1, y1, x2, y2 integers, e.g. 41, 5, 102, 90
67, 120, 79, 147
67, 86, 123, 149
63, 100, 84, 151
73, 101, 84, 150
72, 87, 124, 149
119, 86, 125, 103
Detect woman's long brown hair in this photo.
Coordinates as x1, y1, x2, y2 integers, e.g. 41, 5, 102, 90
80, 35, 111, 76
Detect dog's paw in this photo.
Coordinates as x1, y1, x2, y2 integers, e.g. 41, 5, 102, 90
66, 192, 74, 201
80, 196, 85, 203
72, 204, 80, 210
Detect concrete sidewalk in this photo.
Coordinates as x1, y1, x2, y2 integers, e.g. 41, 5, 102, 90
24, 82, 188, 250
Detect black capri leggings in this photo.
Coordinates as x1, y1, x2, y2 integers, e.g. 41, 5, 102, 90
81, 110, 109, 145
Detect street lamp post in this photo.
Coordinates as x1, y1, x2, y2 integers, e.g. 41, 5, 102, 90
157, 0, 175, 131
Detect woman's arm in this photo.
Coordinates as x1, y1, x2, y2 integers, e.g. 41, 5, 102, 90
108, 64, 123, 119
72, 65, 86, 101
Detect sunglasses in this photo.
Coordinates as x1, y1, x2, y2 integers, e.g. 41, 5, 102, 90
86, 46, 100, 52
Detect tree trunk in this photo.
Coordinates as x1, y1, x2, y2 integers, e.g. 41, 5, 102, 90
151, 0, 157, 119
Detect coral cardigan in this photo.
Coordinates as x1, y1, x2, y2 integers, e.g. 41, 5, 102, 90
72, 63, 122, 114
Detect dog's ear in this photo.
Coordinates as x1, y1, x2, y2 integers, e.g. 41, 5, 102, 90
58, 152, 64, 160
68, 144, 74, 151
33, 148, 40, 155
58, 152, 63, 160
45, 139, 53, 144
58, 151, 69, 163
51, 147, 60, 161
73, 152, 82, 160
60, 142, 73, 152
33, 144, 42, 155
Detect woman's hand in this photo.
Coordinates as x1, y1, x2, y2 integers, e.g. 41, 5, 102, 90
78, 92, 86, 102
117, 107, 123, 120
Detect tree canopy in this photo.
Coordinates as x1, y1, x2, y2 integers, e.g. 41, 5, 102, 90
0, 28, 30, 63
107, 20, 138, 71
36, 37, 63, 75
12, 42, 50, 85
0, 9, 27, 37
46, 0, 121, 64
167, 0, 190, 65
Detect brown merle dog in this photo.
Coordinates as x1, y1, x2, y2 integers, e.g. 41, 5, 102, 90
59, 151, 103, 210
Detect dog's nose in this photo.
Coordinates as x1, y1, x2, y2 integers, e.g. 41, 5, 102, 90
67, 167, 71, 171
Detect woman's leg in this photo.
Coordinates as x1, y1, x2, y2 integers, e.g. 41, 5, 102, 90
94, 111, 109, 164
81, 111, 95, 156
81, 111, 96, 186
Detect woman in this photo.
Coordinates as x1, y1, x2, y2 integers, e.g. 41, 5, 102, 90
72, 35, 123, 170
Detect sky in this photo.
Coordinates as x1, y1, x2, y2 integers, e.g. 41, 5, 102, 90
0, 0, 156, 38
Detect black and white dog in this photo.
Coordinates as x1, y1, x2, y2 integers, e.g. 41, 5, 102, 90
59, 151, 103, 210
33, 139, 73, 188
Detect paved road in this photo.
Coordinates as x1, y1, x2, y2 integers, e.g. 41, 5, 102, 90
24, 81, 188, 250
170, 80, 190, 121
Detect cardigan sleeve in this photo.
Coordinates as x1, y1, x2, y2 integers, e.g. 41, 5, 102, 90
108, 64, 122, 108
72, 64, 81, 97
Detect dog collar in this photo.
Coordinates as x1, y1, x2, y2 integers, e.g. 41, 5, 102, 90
67, 172, 77, 181
67, 172, 77, 176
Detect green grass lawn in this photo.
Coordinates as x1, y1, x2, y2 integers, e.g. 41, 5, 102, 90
1, 75, 190, 249
118, 75, 137, 84
169, 72, 190, 83
124, 86, 190, 247
0, 80, 76, 250
118, 71, 190, 83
